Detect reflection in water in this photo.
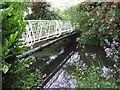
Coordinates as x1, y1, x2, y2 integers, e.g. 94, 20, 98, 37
45, 69, 76, 88
44, 52, 80, 88
31, 41, 114, 88
77, 45, 114, 67
30, 41, 65, 71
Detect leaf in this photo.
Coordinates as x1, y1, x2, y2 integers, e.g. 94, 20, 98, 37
24, 64, 29, 68
8, 31, 19, 46
4, 55, 12, 59
5, 39, 9, 46
14, 31, 19, 39
7, 64, 12, 68
2, 39, 9, 52
4, 49, 10, 56
0, 64, 10, 73
9, 34, 15, 45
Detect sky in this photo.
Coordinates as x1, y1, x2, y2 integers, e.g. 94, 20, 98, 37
46, 0, 85, 11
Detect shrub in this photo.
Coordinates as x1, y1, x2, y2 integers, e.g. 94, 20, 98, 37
1, 2, 44, 88
71, 63, 118, 88
63, 2, 120, 46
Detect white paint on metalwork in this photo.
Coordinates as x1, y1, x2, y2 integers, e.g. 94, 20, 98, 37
22, 20, 74, 47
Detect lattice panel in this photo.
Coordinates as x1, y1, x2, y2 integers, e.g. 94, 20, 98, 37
22, 20, 74, 47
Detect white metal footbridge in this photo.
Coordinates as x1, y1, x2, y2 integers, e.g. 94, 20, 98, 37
22, 20, 74, 47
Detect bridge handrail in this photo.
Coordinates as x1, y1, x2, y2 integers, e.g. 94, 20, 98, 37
22, 20, 74, 47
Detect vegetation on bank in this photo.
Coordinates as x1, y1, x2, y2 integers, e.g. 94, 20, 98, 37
1, 1, 63, 88
1, 2, 52, 88
1, 2, 39, 88
1, 1, 119, 88
63, 2, 120, 44
1, 2, 28, 74
63, 2, 120, 88
70, 63, 118, 88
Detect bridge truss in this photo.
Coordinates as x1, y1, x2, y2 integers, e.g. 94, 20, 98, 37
21, 20, 74, 47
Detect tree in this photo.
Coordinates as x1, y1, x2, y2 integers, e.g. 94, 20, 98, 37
25, 2, 62, 20
63, 2, 120, 45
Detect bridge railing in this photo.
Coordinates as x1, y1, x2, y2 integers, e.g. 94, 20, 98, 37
21, 20, 74, 47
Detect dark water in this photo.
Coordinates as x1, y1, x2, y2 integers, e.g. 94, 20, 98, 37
30, 40, 114, 88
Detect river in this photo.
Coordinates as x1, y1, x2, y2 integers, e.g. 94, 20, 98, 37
30, 39, 114, 88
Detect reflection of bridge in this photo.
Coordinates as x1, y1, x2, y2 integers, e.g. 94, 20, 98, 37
22, 20, 74, 47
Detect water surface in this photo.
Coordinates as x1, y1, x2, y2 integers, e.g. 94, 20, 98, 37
31, 40, 114, 88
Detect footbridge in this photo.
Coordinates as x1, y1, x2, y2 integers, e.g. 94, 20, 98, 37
22, 20, 75, 47
18, 20, 76, 59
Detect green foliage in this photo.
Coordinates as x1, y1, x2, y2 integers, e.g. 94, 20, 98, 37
63, 2, 120, 45
20, 68, 45, 88
1, 2, 28, 73
71, 63, 118, 88
63, 2, 120, 88
25, 2, 62, 20
3, 57, 45, 88
1, 2, 45, 88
